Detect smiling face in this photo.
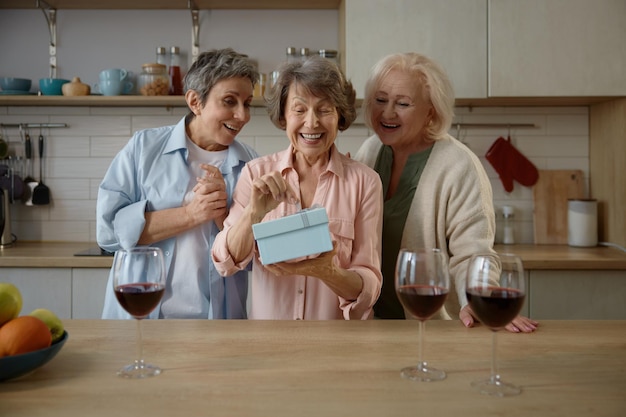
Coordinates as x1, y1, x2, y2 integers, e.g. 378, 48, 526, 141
371, 69, 434, 152
284, 82, 339, 163
186, 76, 253, 151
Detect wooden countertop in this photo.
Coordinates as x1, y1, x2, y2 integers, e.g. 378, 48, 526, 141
494, 243, 626, 269
1, 242, 625, 270
0, 242, 113, 268
1, 320, 624, 416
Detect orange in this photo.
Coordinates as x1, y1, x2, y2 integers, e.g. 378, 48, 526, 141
0, 316, 52, 357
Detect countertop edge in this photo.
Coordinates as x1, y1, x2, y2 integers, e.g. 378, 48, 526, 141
1, 242, 625, 270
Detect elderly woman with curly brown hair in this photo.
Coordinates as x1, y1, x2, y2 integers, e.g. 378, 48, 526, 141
212, 56, 383, 320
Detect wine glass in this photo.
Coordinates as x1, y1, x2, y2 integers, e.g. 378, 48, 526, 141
113, 246, 166, 378
465, 252, 526, 396
395, 248, 450, 381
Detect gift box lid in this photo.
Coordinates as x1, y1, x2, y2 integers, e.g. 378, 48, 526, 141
252, 206, 329, 239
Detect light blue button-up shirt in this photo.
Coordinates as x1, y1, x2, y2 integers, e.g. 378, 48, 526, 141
98, 116, 257, 319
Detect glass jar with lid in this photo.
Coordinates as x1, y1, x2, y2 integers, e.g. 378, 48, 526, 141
299, 47, 310, 62
286, 47, 298, 64
156, 47, 167, 65
318, 49, 339, 65
138, 63, 169, 96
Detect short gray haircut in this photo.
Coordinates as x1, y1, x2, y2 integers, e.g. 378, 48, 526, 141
363, 52, 455, 140
183, 48, 259, 108
265, 55, 357, 131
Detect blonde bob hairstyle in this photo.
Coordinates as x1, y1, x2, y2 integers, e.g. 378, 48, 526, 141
265, 55, 357, 132
362, 52, 455, 141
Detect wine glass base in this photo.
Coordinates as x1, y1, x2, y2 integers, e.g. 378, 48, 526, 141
401, 364, 446, 382
117, 363, 162, 379
471, 377, 521, 397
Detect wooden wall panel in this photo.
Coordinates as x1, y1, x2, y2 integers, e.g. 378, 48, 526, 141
590, 98, 626, 247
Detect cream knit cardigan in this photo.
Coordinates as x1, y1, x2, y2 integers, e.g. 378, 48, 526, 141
355, 133, 497, 319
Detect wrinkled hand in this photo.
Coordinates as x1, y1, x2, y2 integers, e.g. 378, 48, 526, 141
249, 171, 299, 221
189, 164, 228, 229
459, 304, 539, 333
264, 242, 338, 279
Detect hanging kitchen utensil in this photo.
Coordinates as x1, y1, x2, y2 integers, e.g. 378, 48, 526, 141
0, 164, 25, 203
22, 126, 36, 184
485, 135, 539, 192
0, 131, 8, 159
32, 133, 50, 205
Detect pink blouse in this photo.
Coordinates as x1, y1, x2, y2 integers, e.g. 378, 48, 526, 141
212, 145, 383, 320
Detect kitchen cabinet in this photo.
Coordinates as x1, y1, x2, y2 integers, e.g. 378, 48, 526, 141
528, 270, 626, 319
342, 0, 487, 99
1, 267, 108, 319
488, 0, 626, 97
2, 268, 72, 319
72, 268, 109, 319
342, 0, 625, 100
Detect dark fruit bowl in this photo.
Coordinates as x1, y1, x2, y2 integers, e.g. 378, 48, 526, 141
0, 331, 68, 382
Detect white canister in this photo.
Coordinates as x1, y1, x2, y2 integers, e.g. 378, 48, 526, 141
568, 199, 598, 247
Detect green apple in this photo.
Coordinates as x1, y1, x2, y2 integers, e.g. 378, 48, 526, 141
29, 308, 65, 343
0, 283, 23, 326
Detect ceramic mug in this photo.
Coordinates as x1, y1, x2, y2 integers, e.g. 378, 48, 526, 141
99, 68, 128, 82
94, 79, 134, 96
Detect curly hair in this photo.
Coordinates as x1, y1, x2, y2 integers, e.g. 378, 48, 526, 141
265, 55, 357, 132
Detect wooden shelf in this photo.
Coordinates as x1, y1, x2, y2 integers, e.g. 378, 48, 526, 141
0, 95, 619, 108
0, 95, 267, 107
0, 0, 341, 9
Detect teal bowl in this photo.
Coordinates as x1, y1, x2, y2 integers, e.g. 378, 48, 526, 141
39, 78, 71, 96
0, 77, 32, 92
0, 331, 68, 381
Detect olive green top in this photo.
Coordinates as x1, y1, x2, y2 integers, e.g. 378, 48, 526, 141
373, 144, 433, 319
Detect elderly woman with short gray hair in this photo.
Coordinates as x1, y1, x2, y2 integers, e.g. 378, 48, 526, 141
99, 48, 259, 320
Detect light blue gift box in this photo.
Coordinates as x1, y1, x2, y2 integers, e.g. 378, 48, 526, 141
252, 206, 333, 265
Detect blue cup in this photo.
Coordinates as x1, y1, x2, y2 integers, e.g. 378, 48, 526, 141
94, 80, 134, 96
99, 68, 128, 82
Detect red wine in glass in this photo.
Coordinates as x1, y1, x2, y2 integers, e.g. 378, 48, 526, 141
466, 253, 526, 396
395, 248, 450, 382
465, 287, 525, 330
112, 247, 166, 379
115, 283, 165, 319
397, 285, 448, 320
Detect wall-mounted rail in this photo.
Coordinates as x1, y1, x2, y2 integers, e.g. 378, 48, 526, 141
1, 123, 68, 129
453, 123, 536, 129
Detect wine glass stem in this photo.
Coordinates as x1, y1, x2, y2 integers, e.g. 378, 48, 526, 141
490, 330, 499, 383
418, 320, 425, 368
135, 319, 144, 368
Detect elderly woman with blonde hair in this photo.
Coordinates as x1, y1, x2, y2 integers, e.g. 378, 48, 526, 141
354, 52, 538, 333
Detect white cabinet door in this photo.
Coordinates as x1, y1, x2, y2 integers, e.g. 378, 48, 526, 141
72, 268, 110, 319
343, 0, 487, 99
529, 270, 626, 319
489, 0, 626, 96
2, 268, 72, 319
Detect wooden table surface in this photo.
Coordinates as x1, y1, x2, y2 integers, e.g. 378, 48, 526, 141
1, 320, 624, 416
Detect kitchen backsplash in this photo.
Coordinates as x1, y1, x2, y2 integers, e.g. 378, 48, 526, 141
1, 105, 588, 245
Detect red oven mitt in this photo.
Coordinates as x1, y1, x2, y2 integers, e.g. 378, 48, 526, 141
485, 136, 539, 193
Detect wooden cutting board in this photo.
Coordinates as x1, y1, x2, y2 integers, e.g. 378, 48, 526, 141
533, 170, 585, 244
